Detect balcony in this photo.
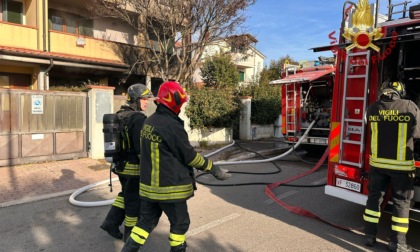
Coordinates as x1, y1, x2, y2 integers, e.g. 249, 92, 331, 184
0, 22, 38, 50
49, 31, 124, 63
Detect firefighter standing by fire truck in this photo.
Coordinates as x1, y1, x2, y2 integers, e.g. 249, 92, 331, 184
101, 84, 154, 241
121, 81, 231, 252
364, 80, 420, 252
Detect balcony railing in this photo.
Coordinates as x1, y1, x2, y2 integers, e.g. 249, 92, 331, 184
49, 31, 124, 62
0, 22, 38, 50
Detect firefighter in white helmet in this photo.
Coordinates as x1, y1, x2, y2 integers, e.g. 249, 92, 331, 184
364, 80, 420, 252
101, 83, 154, 241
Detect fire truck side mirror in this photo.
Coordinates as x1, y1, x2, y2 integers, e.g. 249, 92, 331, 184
409, 4, 420, 19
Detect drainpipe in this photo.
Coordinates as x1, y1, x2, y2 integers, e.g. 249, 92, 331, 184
42, 0, 47, 51
44, 58, 54, 90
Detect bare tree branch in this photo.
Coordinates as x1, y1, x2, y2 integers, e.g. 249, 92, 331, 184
86, 0, 256, 86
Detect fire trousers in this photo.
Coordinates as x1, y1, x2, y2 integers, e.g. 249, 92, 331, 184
105, 175, 141, 228
363, 167, 414, 244
129, 200, 190, 248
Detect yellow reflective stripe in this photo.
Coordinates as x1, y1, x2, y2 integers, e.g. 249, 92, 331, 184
371, 122, 378, 158
392, 225, 409, 233
189, 153, 205, 167
189, 154, 200, 166
124, 216, 138, 227
392, 216, 409, 224
363, 214, 380, 223
131, 226, 149, 245
125, 131, 131, 148
140, 183, 194, 200
169, 233, 186, 247
204, 160, 212, 171
118, 163, 140, 176
365, 209, 381, 217
397, 123, 407, 161
140, 183, 193, 193
112, 196, 125, 209
370, 157, 413, 165
151, 142, 160, 187
140, 190, 194, 200
369, 159, 415, 171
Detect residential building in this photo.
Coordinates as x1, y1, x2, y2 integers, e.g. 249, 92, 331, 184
0, 0, 163, 94
193, 34, 266, 86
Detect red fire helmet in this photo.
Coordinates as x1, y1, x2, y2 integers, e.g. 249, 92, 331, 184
156, 81, 188, 114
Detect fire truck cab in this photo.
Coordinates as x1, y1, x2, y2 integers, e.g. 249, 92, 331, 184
313, 0, 420, 220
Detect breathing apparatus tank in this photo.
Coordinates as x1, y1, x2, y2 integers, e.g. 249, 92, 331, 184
102, 113, 121, 163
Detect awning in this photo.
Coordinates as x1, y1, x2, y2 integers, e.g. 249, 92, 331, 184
269, 66, 335, 85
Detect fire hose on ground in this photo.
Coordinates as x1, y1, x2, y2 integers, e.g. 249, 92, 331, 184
69, 120, 318, 207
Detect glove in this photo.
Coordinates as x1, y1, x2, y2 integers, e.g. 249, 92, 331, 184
210, 165, 231, 180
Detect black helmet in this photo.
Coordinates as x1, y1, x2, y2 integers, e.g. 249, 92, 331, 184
127, 83, 154, 104
380, 80, 406, 99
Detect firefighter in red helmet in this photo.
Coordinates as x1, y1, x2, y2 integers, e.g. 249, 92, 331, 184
121, 81, 231, 252
364, 80, 420, 252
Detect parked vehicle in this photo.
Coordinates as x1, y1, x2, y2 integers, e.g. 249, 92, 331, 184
269, 59, 335, 153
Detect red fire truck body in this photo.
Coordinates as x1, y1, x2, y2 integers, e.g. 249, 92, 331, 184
312, 0, 420, 219
269, 63, 335, 152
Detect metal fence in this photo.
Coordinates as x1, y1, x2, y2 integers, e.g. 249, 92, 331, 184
0, 89, 87, 166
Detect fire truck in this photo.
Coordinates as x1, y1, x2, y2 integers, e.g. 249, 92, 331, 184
269, 60, 335, 153
309, 0, 420, 219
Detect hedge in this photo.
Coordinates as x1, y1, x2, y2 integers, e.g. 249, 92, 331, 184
186, 84, 281, 129
185, 86, 242, 129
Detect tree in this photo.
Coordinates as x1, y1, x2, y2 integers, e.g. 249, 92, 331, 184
200, 53, 240, 89
86, 0, 256, 86
259, 55, 298, 85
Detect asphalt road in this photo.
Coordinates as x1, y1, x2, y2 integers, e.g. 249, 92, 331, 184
0, 151, 419, 252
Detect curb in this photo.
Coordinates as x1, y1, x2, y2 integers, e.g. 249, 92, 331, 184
0, 189, 76, 208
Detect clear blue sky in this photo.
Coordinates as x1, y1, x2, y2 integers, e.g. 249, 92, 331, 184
242, 0, 420, 66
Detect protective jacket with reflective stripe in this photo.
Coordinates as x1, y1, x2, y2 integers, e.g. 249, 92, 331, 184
367, 97, 420, 171
139, 105, 214, 203
114, 106, 146, 177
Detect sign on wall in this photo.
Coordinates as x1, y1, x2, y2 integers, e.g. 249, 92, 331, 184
32, 95, 44, 114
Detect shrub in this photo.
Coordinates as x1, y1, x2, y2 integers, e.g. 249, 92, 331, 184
200, 54, 240, 89
236, 84, 281, 125
185, 86, 242, 129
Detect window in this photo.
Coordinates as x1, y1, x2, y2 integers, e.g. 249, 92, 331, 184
65, 18, 77, 34
0, 73, 31, 89
4, 0, 23, 24
49, 10, 93, 37
239, 71, 245, 82
51, 15, 63, 31
79, 17, 93, 37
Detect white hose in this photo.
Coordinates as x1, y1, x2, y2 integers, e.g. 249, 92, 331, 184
69, 177, 119, 207
69, 121, 316, 207
204, 140, 236, 157
214, 120, 316, 165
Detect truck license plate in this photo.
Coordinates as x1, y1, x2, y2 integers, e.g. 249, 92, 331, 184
314, 138, 327, 144
336, 178, 361, 192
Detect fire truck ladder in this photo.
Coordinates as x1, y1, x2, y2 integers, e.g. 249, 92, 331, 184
285, 82, 298, 139
339, 50, 371, 168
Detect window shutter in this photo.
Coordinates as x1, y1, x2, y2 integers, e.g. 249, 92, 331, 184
239, 71, 245, 82
6, 0, 22, 24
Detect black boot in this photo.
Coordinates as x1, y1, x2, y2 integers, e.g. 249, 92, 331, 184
388, 242, 412, 252
100, 219, 123, 240
170, 242, 187, 252
101, 206, 124, 239
123, 226, 133, 242
121, 237, 142, 252
364, 234, 376, 247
